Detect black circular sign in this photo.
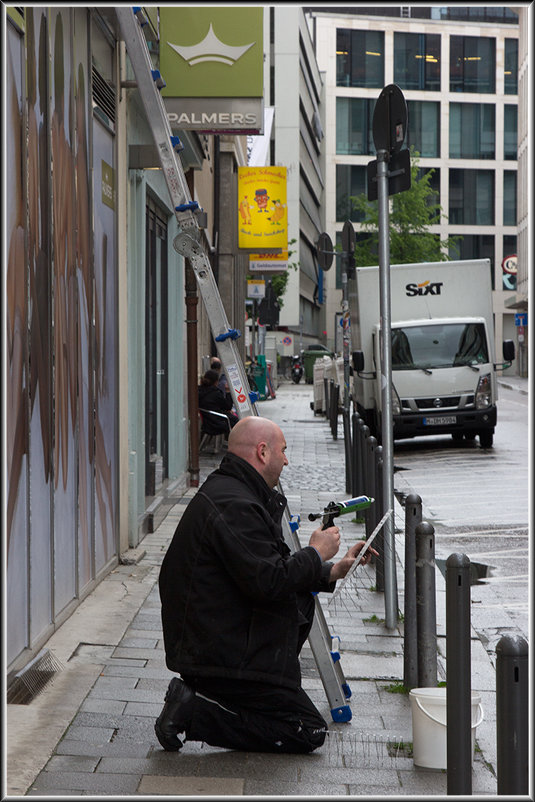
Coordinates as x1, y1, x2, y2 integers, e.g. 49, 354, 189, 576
372, 84, 408, 154
317, 232, 334, 271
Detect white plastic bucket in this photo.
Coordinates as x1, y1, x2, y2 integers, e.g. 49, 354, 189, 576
409, 687, 483, 769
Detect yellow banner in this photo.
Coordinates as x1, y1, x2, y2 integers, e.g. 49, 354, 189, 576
238, 167, 287, 249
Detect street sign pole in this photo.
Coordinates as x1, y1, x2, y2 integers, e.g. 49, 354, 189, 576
377, 149, 399, 630
340, 221, 355, 414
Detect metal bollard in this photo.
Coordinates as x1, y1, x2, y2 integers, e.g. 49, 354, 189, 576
323, 377, 329, 418
359, 423, 370, 495
415, 522, 437, 688
496, 634, 528, 795
445, 553, 472, 796
374, 445, 384, 591
330, 381, 339, 439
342, 408, 352, 494
364, 436, 377, 541
351, 412, 362, 496
403, 494, 422, 690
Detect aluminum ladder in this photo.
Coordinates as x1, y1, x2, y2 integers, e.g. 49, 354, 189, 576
116, 6, 352, 722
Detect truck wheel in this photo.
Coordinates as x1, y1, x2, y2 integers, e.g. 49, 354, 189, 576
479, 431, 494, 448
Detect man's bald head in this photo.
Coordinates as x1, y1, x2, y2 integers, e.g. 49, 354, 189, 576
228, 416, 288, 488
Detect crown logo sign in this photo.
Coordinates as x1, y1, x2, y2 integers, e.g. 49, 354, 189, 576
168, 23, 255, 66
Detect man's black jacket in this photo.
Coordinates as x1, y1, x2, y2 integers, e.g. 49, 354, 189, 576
159, 452, 335, 690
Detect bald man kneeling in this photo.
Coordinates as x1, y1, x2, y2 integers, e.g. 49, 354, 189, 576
156, 416, 373, 754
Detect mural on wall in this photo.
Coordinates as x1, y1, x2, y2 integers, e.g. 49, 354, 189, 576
6, 7, 29, 663
5, 7, 118, 671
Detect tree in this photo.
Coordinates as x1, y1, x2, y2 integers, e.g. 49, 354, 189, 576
351, 149, 461, 266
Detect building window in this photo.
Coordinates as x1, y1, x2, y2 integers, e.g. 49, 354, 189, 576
394, 32, 440, 91
503, 171, 517, 226
504, 105, 517, 160
336, 29, 384, 88
450, 36, 495, 93
449, 169, 494, 225
336, 164, 367, 222
416, 167, 440, 208
336, 97, 375, 155
406, 101, 440, 157
449, 235, 495, 287
504, 39, 518, 94
449, 103, 495, 159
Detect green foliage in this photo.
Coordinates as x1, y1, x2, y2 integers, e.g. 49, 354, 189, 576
383, 682, 410, 695
351, 149, 462, 266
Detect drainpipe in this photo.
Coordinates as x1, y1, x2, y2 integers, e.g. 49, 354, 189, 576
185, 263, 199, 487
185, 169, 199, 487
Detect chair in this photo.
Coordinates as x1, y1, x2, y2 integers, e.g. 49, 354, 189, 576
199, 408, 231, 454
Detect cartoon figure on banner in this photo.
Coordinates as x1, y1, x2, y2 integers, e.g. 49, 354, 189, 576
254, 188, 270, 212
267, 199, 286, 225
239, 195, 252, 226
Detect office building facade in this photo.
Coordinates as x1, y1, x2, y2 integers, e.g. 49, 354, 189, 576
306, 6, 522, 373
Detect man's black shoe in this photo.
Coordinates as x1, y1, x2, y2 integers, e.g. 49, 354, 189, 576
154, 677, 195, 751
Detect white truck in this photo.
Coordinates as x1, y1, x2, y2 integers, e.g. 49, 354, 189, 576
348, 259, 515, 448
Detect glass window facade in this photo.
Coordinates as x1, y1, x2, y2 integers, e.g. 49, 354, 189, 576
449, 103, 495, 159
504, 39, 518, 94
503, 171, 517, 226
336, 97, 375, 155
450, 36, 496, 93
449, 169, 494, 225
336, 29, 384, 88
405, 101, 440, 157
449, 235, 495, 286
504, 105, 517, 160
394, 32, 440, 91
336, 165, 367, 222
416, 167, 440, 208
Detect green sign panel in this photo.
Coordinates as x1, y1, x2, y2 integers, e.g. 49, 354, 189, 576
160, 7, 263, 98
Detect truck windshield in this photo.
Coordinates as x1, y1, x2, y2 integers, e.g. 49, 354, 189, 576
391, 323, 489, 371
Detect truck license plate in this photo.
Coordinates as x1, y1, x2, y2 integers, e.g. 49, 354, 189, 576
423, 416, 457, 426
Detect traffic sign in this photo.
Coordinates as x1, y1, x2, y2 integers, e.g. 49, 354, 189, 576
514, 313, 527, 327
367, 148, 411, 201
247, 279, 265, 299
372, 84, 408, 154
317, 232, 334, 271
341, 220, 356, 254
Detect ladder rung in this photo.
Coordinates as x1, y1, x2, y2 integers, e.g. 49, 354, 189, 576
133, 7, 147, 26
176, 201, 200, 213
215, 329, 241, 342
170, 135, 184, 153
151, 69, 166, 90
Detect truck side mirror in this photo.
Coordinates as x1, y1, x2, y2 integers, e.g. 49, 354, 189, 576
503, 339, 515, 362
352, 350, 364, 372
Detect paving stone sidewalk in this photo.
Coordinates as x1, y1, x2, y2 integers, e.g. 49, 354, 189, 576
17, 381, 500, 797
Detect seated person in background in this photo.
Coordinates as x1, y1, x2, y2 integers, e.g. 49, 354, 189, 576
198, 369, 239, 429
210, 357, 229, 393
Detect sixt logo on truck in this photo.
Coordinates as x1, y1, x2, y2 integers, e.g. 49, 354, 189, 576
405, 280, 444, 296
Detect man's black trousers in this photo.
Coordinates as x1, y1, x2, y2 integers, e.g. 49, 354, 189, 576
181, 592, 328, 753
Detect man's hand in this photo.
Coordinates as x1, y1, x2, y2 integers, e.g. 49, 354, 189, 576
308, 525, 340, 562
329, 541, 379, 582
